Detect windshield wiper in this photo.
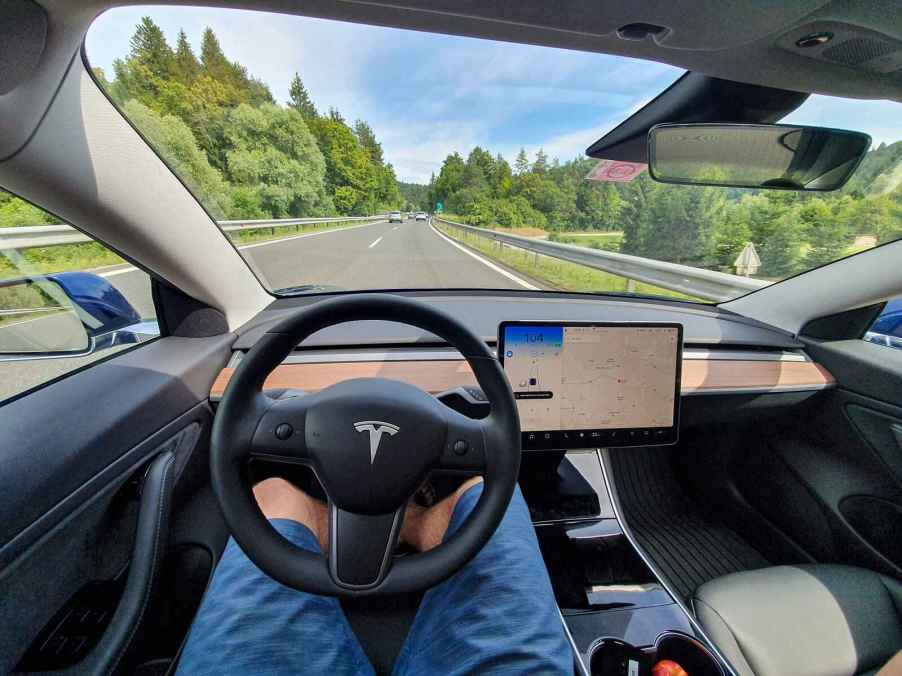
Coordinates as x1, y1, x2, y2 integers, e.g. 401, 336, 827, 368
275, 284, 344, 296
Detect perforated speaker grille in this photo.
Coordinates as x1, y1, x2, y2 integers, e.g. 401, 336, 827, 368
822, 37, 899, 66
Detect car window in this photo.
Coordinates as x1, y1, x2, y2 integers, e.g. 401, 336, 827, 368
0, 189, 159, 403
864, 298, 902, 350
84, 9, 901, 304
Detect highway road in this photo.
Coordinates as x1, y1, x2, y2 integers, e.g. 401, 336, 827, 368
1, 218, 538, 400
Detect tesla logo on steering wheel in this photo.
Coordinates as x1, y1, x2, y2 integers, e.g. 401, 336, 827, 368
353, 421, 400, 464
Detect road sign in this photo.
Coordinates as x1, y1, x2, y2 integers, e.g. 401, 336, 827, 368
435, 202, 444, 213
734, 241, 761, 277
585, 160, 646, 183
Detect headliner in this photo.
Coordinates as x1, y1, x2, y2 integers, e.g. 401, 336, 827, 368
44, 0, 902, 103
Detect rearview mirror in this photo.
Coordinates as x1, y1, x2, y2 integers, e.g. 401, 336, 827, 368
0, 277, 91, 356
648, 123, 870, 191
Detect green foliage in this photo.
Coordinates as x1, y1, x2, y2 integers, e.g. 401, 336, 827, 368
843, 140, 902, 196
97, 16, 399, 221
398, 182, 429, 211
220, 103, 331, 218
0, 192, 60, 227
288, 74, 317, 119
429, 140, 900, 281
122, 100, 232, 218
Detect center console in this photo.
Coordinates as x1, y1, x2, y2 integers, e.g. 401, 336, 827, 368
522, 450, 728, 676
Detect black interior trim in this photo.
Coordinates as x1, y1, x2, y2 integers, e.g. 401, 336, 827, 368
586, 72, 809, 162
801, 302, 886, 341
152, 279, 229, 338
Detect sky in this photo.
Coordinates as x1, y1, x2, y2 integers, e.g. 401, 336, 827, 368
86, 6, 901, 184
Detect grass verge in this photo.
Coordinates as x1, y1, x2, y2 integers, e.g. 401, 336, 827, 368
435, 221, 704, 302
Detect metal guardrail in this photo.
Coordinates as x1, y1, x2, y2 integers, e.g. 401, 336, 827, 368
0, 215, 387, 251
435, 217, 768, 302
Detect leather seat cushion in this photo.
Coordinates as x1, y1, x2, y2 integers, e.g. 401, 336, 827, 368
693, 565, 902, 676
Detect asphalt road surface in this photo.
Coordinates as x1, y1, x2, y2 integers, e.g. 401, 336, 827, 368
244, 218, 534, 291
1, 218, 536, 400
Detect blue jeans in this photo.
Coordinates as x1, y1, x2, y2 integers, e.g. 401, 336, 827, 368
177, 484, 572, 675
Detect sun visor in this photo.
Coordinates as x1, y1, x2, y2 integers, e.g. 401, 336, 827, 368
0, 0, 47, 95
586, 72, 809, 163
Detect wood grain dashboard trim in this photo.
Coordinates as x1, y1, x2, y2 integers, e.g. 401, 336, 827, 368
209, 358, 835, 400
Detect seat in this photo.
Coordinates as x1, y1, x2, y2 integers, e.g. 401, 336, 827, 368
692, 565, 902, 676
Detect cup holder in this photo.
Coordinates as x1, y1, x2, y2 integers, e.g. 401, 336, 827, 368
589, 632, 724, 676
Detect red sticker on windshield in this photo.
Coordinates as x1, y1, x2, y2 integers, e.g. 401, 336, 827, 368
585, 160, 647, 183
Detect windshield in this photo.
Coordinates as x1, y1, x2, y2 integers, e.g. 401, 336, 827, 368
85, 8, 902, 302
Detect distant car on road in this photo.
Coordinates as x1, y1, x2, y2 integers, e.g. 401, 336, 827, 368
415, 212, 427, 221
389, 211, 403, 223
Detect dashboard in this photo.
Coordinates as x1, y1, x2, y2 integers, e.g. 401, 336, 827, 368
213, 292, 836, 450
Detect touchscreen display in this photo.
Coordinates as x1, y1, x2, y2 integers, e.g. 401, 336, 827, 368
498, 322, 682, 450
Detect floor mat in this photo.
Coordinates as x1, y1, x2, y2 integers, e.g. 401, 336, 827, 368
608, 446, 770, 602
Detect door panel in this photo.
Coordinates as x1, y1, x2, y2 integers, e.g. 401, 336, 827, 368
0, 335, 232, 554
0, 334, 232, 672
746, 337, 902, 575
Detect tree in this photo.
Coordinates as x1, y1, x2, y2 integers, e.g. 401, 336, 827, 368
122, 100, 232, 218
800, 198, 851, 268
288, 74, 317, 119
327, 107, 345, 124
430, 153, 466, 208
200, 28, 232, 83
129, 17, 174, 78
490, 153, 513, 197
221, 103, 331, 217
354, 120, 384, 165
309, 115, 378, 214
514, 148, 530, 175
173, 30, 200, 84
533, 149, 549, 174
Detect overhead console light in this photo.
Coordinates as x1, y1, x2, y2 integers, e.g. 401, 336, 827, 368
796, 31, 833, 48
617, 22, 668, 42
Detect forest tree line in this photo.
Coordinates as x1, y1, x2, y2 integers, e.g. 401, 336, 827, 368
421, 142, 902, 277
96, 18, 403, 220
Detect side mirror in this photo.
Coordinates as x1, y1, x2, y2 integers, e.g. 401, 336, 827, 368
648, 123, 871, 191
0, 277, 91, 357
0, 271, 158, 361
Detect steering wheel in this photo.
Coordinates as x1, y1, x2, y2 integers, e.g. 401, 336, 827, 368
210, 294, 521, 597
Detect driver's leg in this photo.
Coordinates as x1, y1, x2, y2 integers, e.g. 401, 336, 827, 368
394, 481, 572, 675
176, 479, 375, 676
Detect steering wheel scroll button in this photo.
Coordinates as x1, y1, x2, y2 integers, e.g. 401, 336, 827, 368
453, 439, 469, 455
274, 423, 293, 440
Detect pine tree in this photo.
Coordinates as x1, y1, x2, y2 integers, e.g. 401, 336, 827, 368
288, 73, 317, 119
200, 27, 232, 82
129, 16, 174, 78
514, 148, 530, 175
354, 120, 384, 165
173, 30, 200, 83
533, 149, 548, 174
328, 107, 345, 124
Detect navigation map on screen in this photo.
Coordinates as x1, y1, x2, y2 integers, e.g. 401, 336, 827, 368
500, 323, 680, 439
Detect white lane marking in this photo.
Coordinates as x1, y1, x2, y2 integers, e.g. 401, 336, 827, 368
368, 236, 383, 249
99, 266, 138, 278
92, 219, 390, 277
392, 226, 399, 231
429, 222, 539, 290
239, 219, 387, 251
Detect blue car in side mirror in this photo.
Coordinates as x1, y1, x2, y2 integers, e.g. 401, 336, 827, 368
864, 298, 902, 350
0, 271, 158, 361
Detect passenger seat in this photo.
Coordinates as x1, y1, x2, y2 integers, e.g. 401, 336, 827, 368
693, 565, 902, 676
